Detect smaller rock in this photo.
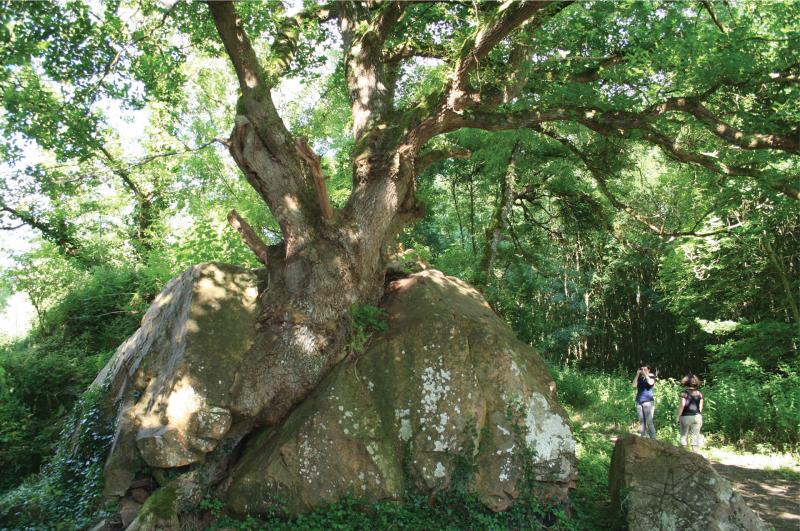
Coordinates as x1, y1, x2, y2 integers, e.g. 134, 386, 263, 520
129, 477, 155, 490
130, 487, 150, 504
609, 435, 767, 531
119, 497, 142, 528
127, 484, 180, 531
190, 406, 232, 440
88, 519, 112, 531
136, 425, 203, 468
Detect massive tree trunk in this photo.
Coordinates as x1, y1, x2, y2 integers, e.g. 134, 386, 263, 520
207, 1, 416, 426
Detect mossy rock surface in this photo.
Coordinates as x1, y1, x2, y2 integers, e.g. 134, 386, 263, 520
224, 270, 576, 516
126, 484, 179, 531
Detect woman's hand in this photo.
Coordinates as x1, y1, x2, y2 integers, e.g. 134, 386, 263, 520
675, 417, 680, 425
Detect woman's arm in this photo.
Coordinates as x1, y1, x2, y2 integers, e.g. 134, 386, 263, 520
699, 396, 704, 414
643, 373, 655, 386
632, 369, 640, 388
675, 396, 685, 423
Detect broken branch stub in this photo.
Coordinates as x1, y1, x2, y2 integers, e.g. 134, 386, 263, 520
294, 138, 334, 219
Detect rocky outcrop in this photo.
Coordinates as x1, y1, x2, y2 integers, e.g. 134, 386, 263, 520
95, 263, 266, 496
222, 269, 576, 515
96, 264, 576, 522
609, 435, 767, 531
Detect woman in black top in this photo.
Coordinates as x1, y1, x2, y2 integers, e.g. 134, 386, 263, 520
675, 374, 704, 451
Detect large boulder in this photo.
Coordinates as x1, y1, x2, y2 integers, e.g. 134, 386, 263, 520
222, 269, 576, 515
609, 435, 766, 531
96, 264, 576, 521
96, 263, 266, 496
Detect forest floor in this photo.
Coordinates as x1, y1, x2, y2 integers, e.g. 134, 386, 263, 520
705, 447, 800, 531
566, 409, 800, 531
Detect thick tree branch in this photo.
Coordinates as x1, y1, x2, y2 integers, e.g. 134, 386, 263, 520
371, 1, 407, 44
701, 0, 729, 34
99, 146, 144, 199
265, 4, 336, 82
210, 1, 314, 248
438, 105, 800, 200
650, 98, 799, 152
384, 41, 448, 62
442, 108, 573, 133
208, 1, 297, 168
401, 1, 572, 151
448, 2, 569, 110
339, 1, 407, 141
0, 201, 93, 265
619, 124, 800, 200
569, 53, 626, 83
227, 209, 270, 265
535, 127, 743, 238
415, 146, 471, 174
207, 2, 269, 97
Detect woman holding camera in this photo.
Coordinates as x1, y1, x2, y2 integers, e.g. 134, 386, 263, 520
632, 366, 657, 439
675, 374, 704, 451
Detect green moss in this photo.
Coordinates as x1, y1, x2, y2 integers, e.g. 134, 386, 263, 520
141, 483, 178, 520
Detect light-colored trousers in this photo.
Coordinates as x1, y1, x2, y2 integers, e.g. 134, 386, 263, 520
636, 401, 656, 439
680, 414, 703, 450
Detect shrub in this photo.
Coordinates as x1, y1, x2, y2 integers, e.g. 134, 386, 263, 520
0, 384, 115, 529
704, 365, 800, 450
0, 265, 154, 493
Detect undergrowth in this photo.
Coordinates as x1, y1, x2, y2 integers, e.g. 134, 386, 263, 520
199, 491, 579, 530
0, 383, 115, 529
552, 364, 800, 452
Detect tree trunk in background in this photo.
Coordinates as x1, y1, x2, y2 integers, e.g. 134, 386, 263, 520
763, 236, 800, 335
479, 142, 520, 283
451, 177, 466, 250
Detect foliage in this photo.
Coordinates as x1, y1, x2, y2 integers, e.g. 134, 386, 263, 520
0, 265, 154, 490
349, 303, 389, 354
202, 484, 576, 530
0, 383, 115, 529
552, 364, 799, 453
704, 366, 800, 449
0, 0, 798, 526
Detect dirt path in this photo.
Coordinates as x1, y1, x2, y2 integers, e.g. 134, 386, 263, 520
709, 454, 800, 531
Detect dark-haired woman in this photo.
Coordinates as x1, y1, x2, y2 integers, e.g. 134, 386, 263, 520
632, 366, 657, 439
675, 374, 704, 451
